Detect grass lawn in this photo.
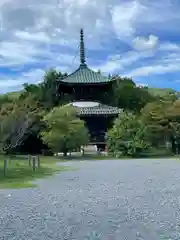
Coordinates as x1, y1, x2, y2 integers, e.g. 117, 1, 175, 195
0, 155, 71, 189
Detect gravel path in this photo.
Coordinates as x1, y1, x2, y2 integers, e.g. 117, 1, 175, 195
1, 159, 180, 240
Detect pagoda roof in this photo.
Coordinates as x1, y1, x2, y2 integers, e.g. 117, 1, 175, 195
60, 64, 111, 84
68, 101, 121, 116
59, 29, 113, 84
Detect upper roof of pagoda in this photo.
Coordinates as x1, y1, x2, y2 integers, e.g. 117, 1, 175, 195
59, 29, 112, 84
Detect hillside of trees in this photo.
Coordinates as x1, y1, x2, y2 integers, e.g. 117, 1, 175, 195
0, 68, 180, 157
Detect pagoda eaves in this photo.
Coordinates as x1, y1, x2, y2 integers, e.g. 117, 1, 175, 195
68, 101, 121, 116
61, 64, 112, 84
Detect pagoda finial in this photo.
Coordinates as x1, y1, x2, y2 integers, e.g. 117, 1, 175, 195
80, 28, 86, 66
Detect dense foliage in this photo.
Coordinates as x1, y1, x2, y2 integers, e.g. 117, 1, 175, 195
40, 105, 89, 155
0, 68, 179, 156
106, 112, 150, 157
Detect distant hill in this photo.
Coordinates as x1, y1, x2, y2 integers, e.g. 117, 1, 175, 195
0, 91, 22, 101
147, 87, 177, 97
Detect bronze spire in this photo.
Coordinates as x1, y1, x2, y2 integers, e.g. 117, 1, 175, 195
80, 28, 86, 66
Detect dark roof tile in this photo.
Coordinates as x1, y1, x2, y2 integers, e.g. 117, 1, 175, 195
60, 64, 112, 84
68, 101, 121, 116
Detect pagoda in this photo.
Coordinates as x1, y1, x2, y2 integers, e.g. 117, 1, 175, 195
57, 29, 121, 150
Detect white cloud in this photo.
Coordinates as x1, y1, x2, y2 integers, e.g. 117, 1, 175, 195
96, 50, 157, 74
124, 46, 180, 78
15, 31, 50, 43
111, 1, 145, 39
127, 63, 180, 77
0, 44, 37, 68
0, 68, 45, 93
132, 35, 159, 51
0, 79, 18, 88
22, 69, 45, 83
159, 43, 180, 51
0, 0, 179, 92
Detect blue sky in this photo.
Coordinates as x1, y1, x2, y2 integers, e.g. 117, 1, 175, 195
0, 0, 180, 93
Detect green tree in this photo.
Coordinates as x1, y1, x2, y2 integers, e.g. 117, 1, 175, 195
141, 100, 180, 153
111, 76, 154, 112
39, 69, 67, 109
0, 97, 41, 154
141, 101, 169, 147
162, 100, 180, 153
106, 112, 150, 157
3, 69, 69, 154
20, 69, 68, 110
40, 105, 89, 156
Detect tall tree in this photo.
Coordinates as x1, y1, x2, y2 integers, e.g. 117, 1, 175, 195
20, 69, 68, 110
141, 101, 168, 146
39, 69, 61, 109
141, 100, 180, 153
0, 97, 41, 154
106, 112, 150, 157
40, 105, 89, 156
111, 76, 154, 112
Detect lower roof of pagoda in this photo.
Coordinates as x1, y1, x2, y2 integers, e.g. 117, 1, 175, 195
67, 101, 121, 116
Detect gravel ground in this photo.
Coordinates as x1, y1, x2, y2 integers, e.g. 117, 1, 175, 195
1, 159, 180, 240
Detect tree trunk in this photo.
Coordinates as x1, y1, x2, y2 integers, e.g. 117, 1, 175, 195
63, 151, 67, 157
171, 138, 176, 154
